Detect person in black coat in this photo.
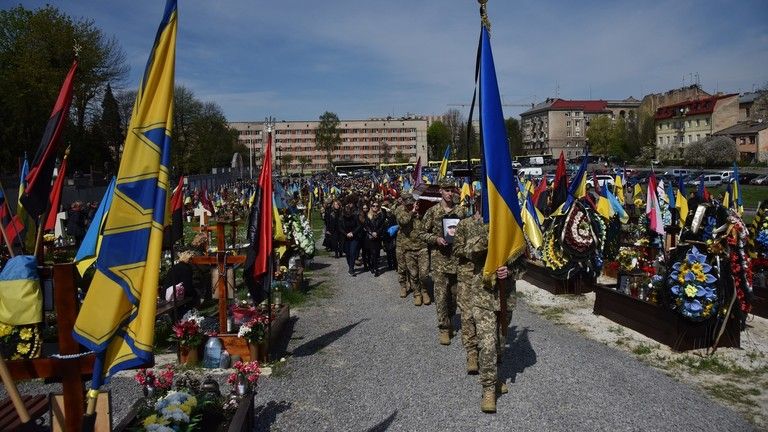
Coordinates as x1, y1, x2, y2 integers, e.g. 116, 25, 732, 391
324, 200, 343, 257
381, 200, 398, 271
66, 201, 87, 248
364, 201, 388, 276
338, 203, 362, 276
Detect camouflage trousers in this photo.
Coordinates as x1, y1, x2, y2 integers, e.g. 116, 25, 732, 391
396, 240, 407, 291
433, 271, 457, 330
457, 275, 476, 354
405, 248, 429, 295
471, 306, 509, 388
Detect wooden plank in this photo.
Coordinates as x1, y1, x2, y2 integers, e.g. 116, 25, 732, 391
0, 394, 48, 429
7, 355, 94, 381
227, 392, 254, 432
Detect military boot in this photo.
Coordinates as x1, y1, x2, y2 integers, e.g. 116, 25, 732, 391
466, 352, 479, 375
421, 290, 431, 305
496, 381, 508, 394
413, 294, 422, 306
439, 329, 451, 345
481, 388, 496, 413
400, 285, 408, 298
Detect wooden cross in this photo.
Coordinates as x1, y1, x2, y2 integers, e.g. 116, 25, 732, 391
6, 264, 95, 431
193, 204, 211, 227
189, 222, 246, 332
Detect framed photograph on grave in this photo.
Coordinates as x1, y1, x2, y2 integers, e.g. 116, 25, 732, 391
442, 217, 460, 244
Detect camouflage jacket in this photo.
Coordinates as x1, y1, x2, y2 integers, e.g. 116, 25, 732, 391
419, 202, 467, 273
394, 204, 425, 251
454, 215, 516, 311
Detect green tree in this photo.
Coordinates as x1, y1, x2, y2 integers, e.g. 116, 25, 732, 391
297, 155, 312, 176
393, 150, 408, 164
0, 5, 128, 173
315, 111, 341, 169
608, 117, 628, 160
97, 83, 123, 176
379, 141, 391, 164
585, 115, 613, 155
505, 117, 523, 156
427, 120, 451, 160
281, 154, 295, 174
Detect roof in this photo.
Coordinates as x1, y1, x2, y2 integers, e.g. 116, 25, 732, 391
739, 92, 762, 104
713, 120, 768, 136
654, 94, 738, 120
521, 98, 610, 116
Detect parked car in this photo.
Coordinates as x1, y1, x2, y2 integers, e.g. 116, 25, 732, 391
664, 168, 691, 178
738, 172, 762, 184
627, 171, 652, 185
750, 174, 768, 185
718, 170, 734, 183
687, 173, 722, 188
586, 175, 615, 188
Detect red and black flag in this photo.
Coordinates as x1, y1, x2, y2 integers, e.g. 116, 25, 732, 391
592, 171, 601, 196
244, 131, 273, 304
201, 185, 214, 214
532, 175, 549, 214
163, 176, 185, 248
550, 151, 568, 214
44, 147, 70, 231
20, 60, 77, 220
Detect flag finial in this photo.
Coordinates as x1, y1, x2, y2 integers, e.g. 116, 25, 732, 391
478, 0, 491, 31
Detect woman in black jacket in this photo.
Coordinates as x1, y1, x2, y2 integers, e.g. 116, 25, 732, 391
324, 200, 342, 257
364, 201, 388, 276
338, 203, 362, 276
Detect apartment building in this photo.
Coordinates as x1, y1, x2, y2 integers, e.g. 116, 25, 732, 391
229, 117, 428, 173
654, 94, 739, 159
520, 98, 640, 159
714, 120, 768, 163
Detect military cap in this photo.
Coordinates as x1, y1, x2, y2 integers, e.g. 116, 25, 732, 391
438, 178, 454, 188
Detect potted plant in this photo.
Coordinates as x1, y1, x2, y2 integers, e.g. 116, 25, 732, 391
134, 365, 175, 399
169, 311, 205, 365
237, 311, 271, 362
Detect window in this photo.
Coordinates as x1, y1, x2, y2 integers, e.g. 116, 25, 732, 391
567, 121, 571, 127
567, 130, 571, 137
565, 112, 570, 117
575, 120, 580, 127
695, 119, 700, 127
575, 130, 580, 137
703, 119, 709, 126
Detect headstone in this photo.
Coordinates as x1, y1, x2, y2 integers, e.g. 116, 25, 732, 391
194, 203, 211, 226
54, 211, 68, 238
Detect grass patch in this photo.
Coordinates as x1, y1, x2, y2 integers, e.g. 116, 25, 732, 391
632, 343, 653, 356
669, 355, 764, 378
539, 306, 566, 321
703, 382, 760, 408
608, 326, 625, 335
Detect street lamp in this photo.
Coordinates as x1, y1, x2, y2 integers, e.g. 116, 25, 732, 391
247, 124, 253, 179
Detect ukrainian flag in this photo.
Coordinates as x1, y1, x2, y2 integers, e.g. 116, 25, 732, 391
74, 177, 116, 276
478, 25, 525, 279
613, 173, 625, 205
16, 158, 37, 252
730, 163, 743, 215
438, 145, 450, 180
676, 174, 688, 228
522, 195, 544, 250
73, 0, 177, 385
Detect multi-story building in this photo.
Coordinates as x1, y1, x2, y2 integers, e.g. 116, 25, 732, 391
520, 98, 640, 159
229, 117, 428, 173
714, 120, 768, 163
654, 94, 739, 160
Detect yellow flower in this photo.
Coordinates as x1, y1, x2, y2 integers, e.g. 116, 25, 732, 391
0, 323, 12, 338
180, 403, 192, 415
684, 284, 698, 298
695, 272, 706, 282
17, 343, 30, 355
142, 414, 169, 427
19, 328, 33, 340
691, 262, 703, 273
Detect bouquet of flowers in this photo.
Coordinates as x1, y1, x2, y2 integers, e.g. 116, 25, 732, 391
169, 311, 204, 348
0, 322, 42, 360
289, 214, 315, 258
135, 365, 175, 394
142, 391, 199, 432
668, 246, 719, 321
237, 311, 271, 344
227, 360, 261, 389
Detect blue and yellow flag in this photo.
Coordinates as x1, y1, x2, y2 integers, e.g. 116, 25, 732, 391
74, 177, 116, 276
479, 25, 525, 279
730, 163, 743, 215
613, 173, 625, 205
15, 158, 37, 252
522, 195, 544, 250
73, 0, 177, 386
438, 145, 450, 180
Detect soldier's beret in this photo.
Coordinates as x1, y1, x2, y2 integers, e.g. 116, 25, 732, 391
438, 178, 454, 188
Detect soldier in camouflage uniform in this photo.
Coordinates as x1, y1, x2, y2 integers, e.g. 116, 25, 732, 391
394, 193, 431, 305
393, 194, 409, 298
419, 179, 466, 343
454, 194, 521, 413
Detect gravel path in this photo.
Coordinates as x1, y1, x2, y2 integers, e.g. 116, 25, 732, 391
0, 251, 755, 431
252, 253, 755, 432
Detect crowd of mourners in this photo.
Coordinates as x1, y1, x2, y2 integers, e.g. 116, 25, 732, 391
317, 173, 520, 414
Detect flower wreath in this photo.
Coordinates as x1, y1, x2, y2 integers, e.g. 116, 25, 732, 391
0, 322, 42, 360
668, 246, 719, 321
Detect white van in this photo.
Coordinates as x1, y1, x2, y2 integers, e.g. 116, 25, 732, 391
718, 170, 734, 183
665, 168, 690, 177
518, 167, 543, 177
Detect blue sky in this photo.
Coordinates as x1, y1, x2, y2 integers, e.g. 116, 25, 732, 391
13, 0, 768, 121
